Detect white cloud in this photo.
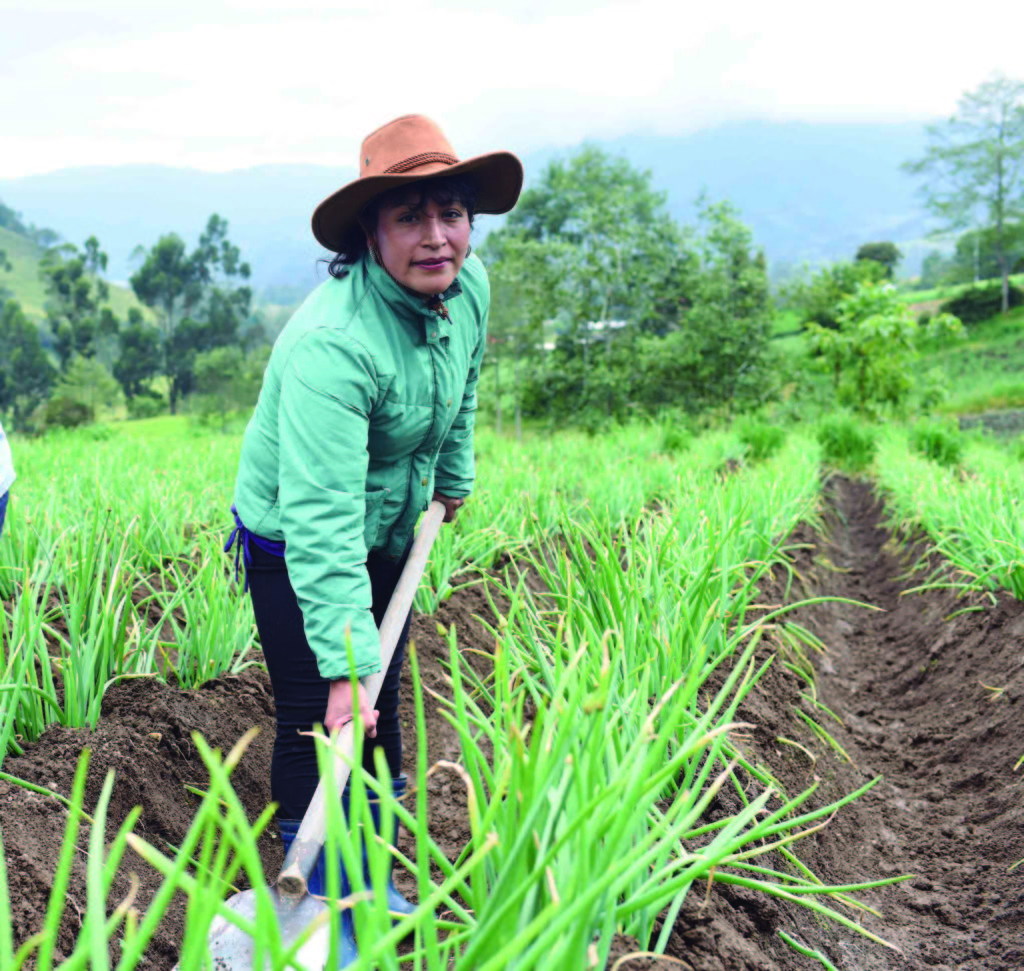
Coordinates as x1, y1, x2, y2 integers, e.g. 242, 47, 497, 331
0, 0, 1021, 177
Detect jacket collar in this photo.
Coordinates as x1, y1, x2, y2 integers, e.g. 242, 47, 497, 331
363, 252, 463, 321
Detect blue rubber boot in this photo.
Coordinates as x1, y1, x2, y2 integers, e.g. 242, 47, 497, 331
343, 775, 417, 919
277, 818, 359, 967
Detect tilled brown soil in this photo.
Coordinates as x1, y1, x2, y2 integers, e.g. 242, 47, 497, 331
757, 477, 1024, 971
2, 480, 1024, 969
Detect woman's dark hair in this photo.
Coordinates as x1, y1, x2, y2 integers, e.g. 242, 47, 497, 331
326, 174, 478, 278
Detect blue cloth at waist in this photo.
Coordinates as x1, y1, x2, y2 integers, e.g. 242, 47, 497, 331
224, 504, 284, 592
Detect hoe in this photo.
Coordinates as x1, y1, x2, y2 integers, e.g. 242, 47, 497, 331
201, 501, 446, 970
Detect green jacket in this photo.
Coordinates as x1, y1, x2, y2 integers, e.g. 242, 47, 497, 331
233, 252, 488, 679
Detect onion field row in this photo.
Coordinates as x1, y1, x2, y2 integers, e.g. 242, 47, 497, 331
0, 418, 907, 970
872, 426, 1024, 600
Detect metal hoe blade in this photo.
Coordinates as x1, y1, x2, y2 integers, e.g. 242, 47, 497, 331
203, 888, 333, 971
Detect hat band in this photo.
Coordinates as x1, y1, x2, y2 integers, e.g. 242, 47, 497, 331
383, 152, 459, 175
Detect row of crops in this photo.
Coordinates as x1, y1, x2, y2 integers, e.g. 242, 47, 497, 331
1, 414, 1022, 969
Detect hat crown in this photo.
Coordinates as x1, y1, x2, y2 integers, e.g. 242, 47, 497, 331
360, 115, 460, 179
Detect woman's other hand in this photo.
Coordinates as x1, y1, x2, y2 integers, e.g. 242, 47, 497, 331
433, 492, 464, 523
325, 679, 378, 737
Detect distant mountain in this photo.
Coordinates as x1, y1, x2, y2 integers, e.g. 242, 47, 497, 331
0, 120, 936, 301
0, 164, 353, 300
591, 121, 935, 275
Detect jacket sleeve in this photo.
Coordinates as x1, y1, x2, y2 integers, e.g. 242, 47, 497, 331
434, 295, 488, 500
277, 331, 382, 680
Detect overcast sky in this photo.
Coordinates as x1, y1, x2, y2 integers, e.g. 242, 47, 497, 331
2, 0, 1022, 179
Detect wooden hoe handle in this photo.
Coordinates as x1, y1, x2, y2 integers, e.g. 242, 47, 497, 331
276, 501, 447, 899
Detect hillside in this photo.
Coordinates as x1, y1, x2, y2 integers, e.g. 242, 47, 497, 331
0, 225, 153, 323
0, 119, 936, 299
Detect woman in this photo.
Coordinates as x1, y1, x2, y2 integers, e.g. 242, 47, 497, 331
0, 418, 14, 541
226, 114, 522, 958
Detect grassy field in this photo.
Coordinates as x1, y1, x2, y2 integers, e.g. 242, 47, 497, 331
919, 306, 1024, 415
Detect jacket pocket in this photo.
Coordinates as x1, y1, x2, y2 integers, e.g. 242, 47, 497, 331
363, 488, 389, 550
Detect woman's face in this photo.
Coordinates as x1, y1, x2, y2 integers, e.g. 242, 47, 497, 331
373, 195, 471, 295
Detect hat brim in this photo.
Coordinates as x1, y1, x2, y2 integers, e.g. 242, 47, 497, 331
312, 151, 524, 252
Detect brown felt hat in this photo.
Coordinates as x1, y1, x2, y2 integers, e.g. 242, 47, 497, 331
312, 114, 524, 253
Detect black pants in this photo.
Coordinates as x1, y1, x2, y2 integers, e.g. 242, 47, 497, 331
246, 542, 412, 821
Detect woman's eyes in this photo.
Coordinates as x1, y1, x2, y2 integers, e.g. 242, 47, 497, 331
395, 208, 465, 223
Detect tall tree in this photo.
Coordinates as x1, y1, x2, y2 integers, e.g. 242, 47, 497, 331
947, 223, 1024, 283
905, 74, 1024, 313
481, 234, 570, 437
113, 307, 161, 400
130, 214, 252, 412
659, 197, 773, 414
499, 146, 684, 417
0, 299, 56, 429
505, 146, 682, 342
39, 237, 116, 369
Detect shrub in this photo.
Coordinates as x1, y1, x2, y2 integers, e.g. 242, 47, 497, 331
940, 284, 1024, 325
127, 390, 167, 420
917, 367, 951, 413
806, 282, 962, 418
36, 356, 123, 433
735, 419, 786, 461
816, 415, 877, 473
43, 393, 94, 429
910, 420, 964, 468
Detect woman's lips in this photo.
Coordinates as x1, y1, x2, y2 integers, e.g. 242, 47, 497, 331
415, 258, 450, 270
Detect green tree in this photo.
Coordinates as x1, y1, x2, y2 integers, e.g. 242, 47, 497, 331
508, 194, 773, 423
947, 223, 1024, 283
191, 345, 269, 429
780, 260, 887, 330
919, 250, 954, 289
504, 145, 682, 360
905, 74, 1024, 313
0, 298, 56, 429
0, 200, 27, 236
492, 146, 691, 423
45, 356, 124, 428
624, 198, 773, 417
855, 241, 902, 279
0, 247, 11, 302
807, 283, 962, 415
675, 198, 773, 412
39, 237, 117, 369
481, 233, 570, 437
113, 307, 162, 399
130, 214, 251, 413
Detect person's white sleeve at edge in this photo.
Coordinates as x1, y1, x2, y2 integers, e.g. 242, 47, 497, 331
0, 420, 15, 496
